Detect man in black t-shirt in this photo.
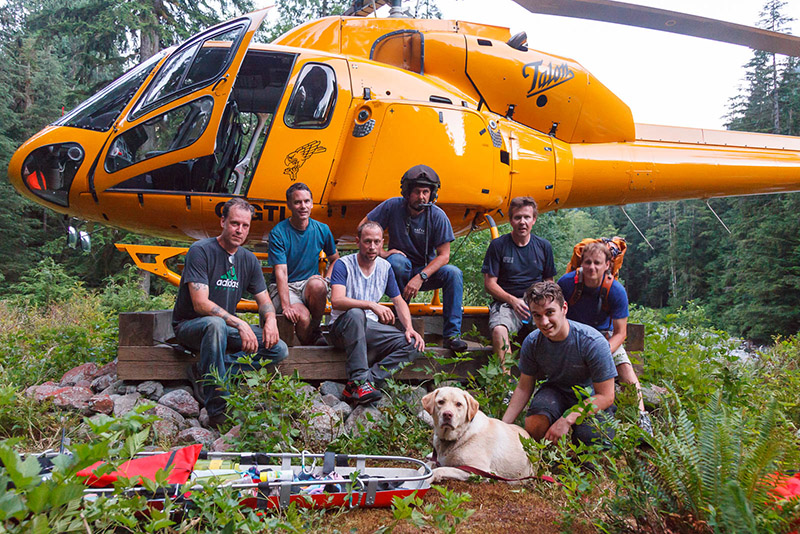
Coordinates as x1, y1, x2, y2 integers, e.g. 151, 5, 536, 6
173, 198, 288, 427
482, 197, 556, 365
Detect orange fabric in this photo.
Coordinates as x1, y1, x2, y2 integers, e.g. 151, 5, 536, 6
565, 237, 627, 279
77, 444, 202, 488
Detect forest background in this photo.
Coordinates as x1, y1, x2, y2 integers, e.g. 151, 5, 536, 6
0, 0, 798, 345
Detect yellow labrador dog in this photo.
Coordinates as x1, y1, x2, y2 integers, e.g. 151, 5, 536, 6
422, 386, 533, 482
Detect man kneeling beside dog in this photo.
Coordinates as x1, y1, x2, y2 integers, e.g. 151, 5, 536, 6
424, 281, 617, 482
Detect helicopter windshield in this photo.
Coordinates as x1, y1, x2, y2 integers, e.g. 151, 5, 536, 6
54, 50, 169, 132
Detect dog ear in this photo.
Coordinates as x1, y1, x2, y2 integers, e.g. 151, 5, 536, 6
421, 390, 437, 415
464, 391, 480, 422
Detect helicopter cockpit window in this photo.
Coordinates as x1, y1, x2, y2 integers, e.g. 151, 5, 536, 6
284, 64, 337, 129
131, 24, 246, 120
53, 50, 168, 132
370, 30, 423, 75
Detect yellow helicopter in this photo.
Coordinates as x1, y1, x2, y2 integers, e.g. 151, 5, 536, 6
8, 0, 800, 301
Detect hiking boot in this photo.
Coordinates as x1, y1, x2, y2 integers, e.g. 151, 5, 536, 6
342, 380, 382, 405
638, 411, 654, 436
186, 363, 205, 407
444, 337, 468, 352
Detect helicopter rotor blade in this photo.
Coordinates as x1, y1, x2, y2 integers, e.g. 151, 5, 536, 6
512, 0, 800, 57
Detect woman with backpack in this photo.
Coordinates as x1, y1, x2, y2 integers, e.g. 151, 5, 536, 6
557, 242, 653, 435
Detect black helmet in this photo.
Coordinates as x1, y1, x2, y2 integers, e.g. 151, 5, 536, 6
400, 164, 440, 202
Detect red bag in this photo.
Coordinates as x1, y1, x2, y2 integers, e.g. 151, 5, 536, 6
78, 444, 202, 488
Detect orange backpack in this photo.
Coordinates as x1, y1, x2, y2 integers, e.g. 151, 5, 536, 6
565, 237, 627, 279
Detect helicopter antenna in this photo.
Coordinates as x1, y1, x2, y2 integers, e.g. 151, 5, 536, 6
705, 199, 732, 235
619, 205, 654, 250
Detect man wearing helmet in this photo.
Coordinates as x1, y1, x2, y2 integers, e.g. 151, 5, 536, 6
360, 165, 467, 352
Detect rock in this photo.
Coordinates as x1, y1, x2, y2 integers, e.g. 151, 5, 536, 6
642, 385, 669, 407
417, 409, 434, 428
344, 404, 381, 436
152, 404, 186, 429
74, 380, 93, 389
212, 425, 241, 452
186, 418, 201, 428
164, 385, 193, 396
113, 392, 142, 417
137, 381, 164, 401
159, 390, 200, 417
321, 394, 341, 407
177, 427, 218, 447
153, 419, 179, 441
374, 396, 393, 409
52, 386, 94, 412
96, 360, 117, 378
332, 401, 352, 420
60, 363, 99, 386
199, 408, 209, 427
319, 381, 345, 399
88, 394, 114, 415
124, 385, 138, 395
25, 382, 60, 401
91, 374, 116, 393
306, 404, 342, 443
297, 384, 317, 398
399, 386, 427, 408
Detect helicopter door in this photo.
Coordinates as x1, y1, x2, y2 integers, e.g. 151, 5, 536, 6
90, 10, 268, 238
246, 58, 350, 204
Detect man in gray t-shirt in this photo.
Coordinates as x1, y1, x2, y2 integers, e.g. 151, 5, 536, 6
172, 198, 288, 428
501, 281, 617, 446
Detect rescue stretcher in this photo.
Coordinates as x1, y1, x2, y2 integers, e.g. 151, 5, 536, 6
74, 446, 433, 510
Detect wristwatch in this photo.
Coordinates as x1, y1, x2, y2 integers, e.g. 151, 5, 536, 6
419, 271, 429, 281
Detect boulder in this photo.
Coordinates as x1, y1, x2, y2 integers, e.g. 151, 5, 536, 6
153, 419, 179, 441
321, 394, 341, 407
52, 386, 94, 412
306, 404, 343, 442
137, 381, 164, 401
91, 374, 116, 393
88, 394, 114, 415
177, 427, 218, 447
642, 384, 669, 407
96, 360, 117, 378
344, 404, 381, 436
60, 363, 99, 386
113, 392, 142, 417
331, 401, 352, 420
152, 404, 186, 429
25, 382, 60, 401
319, 381, 345, 399
212, 425, 241, 452
159, 390, 200, 417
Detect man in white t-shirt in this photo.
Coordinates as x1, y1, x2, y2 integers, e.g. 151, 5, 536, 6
329, 221, 425, 405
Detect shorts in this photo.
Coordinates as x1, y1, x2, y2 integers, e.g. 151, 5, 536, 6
526, 384, 616, 445
268, 276, 330, 313
598, 330, 631, 366
488, 301, 526, 334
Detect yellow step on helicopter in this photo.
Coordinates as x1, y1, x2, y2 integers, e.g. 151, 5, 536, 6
8, 0, 800, 311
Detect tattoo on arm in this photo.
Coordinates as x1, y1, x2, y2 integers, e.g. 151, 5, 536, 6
258, 301, 275, 327
189, 282, 208, 291
210, 305, 233, 323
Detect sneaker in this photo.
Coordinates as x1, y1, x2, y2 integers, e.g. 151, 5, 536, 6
342, 380, 383, 405
444, 337, 468, 352
638, 411, 654, 436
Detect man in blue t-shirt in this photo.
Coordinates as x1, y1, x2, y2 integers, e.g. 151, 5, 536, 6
558, 241, 652, 435
483, 196, 555, 365
329, 221, 425, 405
502, 281, 617, 446
268, 183, 339, 345
360, 165, 467, 352
173, 198, 288, 428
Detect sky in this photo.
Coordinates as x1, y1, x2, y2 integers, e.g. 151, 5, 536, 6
431, 0, 800, 129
